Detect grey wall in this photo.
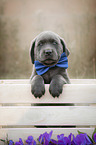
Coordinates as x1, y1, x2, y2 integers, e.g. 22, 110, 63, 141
0, 0, 96, 79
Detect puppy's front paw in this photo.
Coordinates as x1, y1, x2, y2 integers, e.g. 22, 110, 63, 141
49, 82, 63, 98
31, 76, 45, 98
31, 84, 45, 98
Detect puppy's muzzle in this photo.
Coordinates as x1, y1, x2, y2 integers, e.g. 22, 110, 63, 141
45, 49, 52, 56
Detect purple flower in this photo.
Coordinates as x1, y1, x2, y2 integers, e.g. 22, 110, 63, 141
72, 133, 92, 145
38, 130, 53, 145
93, 133, 96, 142
57, 133, 72, 145
9, 140, 14, 145
49, 139, 58, 145
15, 138, 23, 145
26, 136, 36, 145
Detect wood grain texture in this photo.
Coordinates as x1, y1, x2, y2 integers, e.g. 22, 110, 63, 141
0, 79, 96, 141
0, 84, 96, 103
0, 79, 96, 84
0, 106, 96, 126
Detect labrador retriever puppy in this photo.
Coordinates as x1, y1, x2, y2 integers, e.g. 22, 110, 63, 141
30, 31, 70, 98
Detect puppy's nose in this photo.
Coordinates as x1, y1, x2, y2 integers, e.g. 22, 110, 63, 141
45, 49, 52, 56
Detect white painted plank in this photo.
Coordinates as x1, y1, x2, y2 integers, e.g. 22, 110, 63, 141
71, 79, 96, 84
0, 106, 96, 126
0, 128, 94, 143
0, 79, 30, 84
0, 79, 96, 84
0, 84, 96, 103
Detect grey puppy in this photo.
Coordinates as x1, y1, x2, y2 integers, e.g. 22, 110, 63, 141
30, 31, 70, 98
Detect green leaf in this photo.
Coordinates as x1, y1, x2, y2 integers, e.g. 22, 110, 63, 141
77, 130, 85, 134
92, 128, 96, 141
87, 135, 93, 143
0, 139, 6, 142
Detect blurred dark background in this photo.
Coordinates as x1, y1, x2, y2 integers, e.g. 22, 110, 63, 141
0, 0, 96, 79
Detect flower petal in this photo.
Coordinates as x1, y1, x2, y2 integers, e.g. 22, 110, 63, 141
9, 140, 14, 145
93, 133, 96, 142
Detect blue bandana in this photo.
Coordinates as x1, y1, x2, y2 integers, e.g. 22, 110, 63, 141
34, 52, 68, 75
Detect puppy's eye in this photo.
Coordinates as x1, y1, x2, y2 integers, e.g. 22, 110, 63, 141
53, 41, 57, 45
38, 42, 43, 46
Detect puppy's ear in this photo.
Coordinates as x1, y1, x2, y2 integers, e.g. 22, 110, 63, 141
30, 38, 36, 64
60, 37, 70, 57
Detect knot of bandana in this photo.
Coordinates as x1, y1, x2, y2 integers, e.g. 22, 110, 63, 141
34, 52, 68, 75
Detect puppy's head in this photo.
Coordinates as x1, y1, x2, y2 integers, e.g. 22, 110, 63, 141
30, 31, 70, 66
